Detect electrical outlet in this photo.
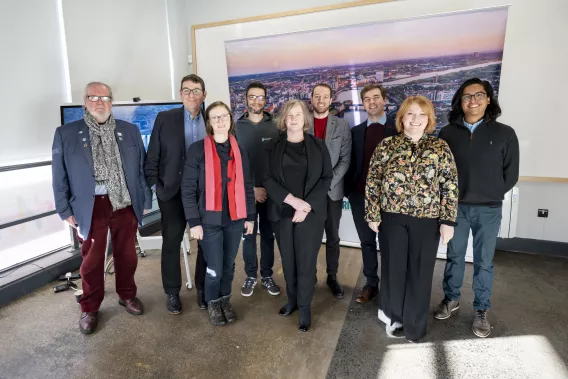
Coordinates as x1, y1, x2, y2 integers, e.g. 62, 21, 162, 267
537, 209, 549, 218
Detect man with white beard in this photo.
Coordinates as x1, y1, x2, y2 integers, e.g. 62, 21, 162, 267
309, 83, 352, 299
235, 82, 281, 298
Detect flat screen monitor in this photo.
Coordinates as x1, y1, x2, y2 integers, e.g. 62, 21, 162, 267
60, 102, 183, 151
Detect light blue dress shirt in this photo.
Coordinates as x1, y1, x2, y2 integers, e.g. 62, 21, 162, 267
463, 118, 484, 133
184, 107, 207, 153
367, 114, 387, 127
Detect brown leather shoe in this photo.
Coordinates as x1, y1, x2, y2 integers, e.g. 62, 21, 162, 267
79, 312, 99, 334
356, 284, 379, 303
118, 297, 144, 315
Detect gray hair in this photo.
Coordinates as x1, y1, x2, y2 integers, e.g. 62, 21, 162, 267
84, 81, 113, 99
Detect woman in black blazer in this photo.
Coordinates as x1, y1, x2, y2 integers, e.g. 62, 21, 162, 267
181, 101, 256, 326
263, 99, 333, 332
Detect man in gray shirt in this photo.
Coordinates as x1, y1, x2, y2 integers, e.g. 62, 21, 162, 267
235, 82, 281, 297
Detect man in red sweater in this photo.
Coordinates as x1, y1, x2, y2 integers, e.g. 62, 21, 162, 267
310, 83, 352, 299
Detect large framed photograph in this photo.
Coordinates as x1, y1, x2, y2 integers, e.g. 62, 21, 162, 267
224, 7, 508, 132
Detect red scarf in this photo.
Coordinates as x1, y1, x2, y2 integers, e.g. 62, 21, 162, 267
204, 134, 247, 220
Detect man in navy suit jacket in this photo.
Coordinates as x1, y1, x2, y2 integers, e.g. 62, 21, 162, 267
344, 84, 397, 304
52, 82, 152, 334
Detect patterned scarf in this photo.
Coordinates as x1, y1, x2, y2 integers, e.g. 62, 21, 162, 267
84, 109, 131, 211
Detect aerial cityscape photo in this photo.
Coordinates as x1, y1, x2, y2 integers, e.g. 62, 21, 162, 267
225, 8, 508, 132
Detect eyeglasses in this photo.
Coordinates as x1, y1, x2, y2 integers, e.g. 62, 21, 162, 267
210, 114, 230, 123
461, 92, 487, 103
181, 88, 204, 96
87, 95, 112, 102
247, 95, 265, 101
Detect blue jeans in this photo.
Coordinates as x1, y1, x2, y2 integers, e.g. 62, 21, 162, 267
242, 201, 275, 278
442, 204, 502, 310
199, 220, 245, 303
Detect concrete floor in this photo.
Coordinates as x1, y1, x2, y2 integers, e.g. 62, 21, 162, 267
0, 241, 567, 379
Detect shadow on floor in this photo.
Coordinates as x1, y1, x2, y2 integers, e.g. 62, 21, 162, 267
325, 250, 568, 379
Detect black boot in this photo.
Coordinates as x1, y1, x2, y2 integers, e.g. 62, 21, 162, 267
207, 299, 227, 326
196, 289, 207, 310
327, 274, 344, 299
219, 295, 237, 324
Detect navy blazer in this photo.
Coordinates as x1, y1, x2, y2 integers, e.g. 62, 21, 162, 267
344, 116, 397, 197
52, 119, 152, 239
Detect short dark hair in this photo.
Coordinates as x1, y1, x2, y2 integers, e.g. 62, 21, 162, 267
246, 81, 267, 97
360, 84, 386, 101
180, 74, 205, 92
311, 83, 333, 98
448, 78, 502, 123
204, 101, 235, 136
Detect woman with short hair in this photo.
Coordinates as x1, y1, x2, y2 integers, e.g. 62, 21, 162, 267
181, 101, 256, 326
366, 95, 458, 342
263, 99, 333, 332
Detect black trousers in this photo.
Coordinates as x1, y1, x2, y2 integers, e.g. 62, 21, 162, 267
158, 190, 207, 294
272, 213, 325, 324
325, 196, 343, 275
379, 212, 440, 341
349, 191, 380, 287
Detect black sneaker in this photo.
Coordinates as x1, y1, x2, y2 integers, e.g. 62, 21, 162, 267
327, 275, 344, 299
241, 277, 257, 297
261, 277, 281, 296
167, 294, 182, 315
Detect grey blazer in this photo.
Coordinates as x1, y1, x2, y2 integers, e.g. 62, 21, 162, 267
51, 119, 152, 239
309, 114, 352, 201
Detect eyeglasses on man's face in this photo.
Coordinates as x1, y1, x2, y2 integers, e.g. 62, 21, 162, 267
247, 95, 265, 101
461, 92, 487, 103
87, 95, 112, 103
181, 88, 204, 96
210, 114, 230, 123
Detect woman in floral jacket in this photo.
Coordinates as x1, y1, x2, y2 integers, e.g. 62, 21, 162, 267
365, 95, 458, 342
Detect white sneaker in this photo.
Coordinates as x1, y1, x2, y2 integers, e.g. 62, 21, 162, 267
378, 309, 403, 338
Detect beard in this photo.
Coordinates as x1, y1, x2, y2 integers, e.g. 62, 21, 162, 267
91, 110, 111, 123
247, 103, 264, 115
313, 104, 330, 114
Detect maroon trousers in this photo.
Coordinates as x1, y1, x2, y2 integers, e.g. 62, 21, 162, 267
78, 195, 139, 312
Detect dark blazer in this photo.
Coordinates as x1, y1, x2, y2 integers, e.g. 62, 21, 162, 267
344, 116, 397, 197
145, 106, 205, 201
52, 119, 152, 239
181, 138, 256, 227
262, 133, 333, 222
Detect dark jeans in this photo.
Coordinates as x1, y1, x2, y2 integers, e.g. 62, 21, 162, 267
79, 196, 138, 312
325, 196, 343, 275
199, 220, 245, 303
242, 201, 275, 278
349, 191, 379, 287
443, 204, 502, 310
379, 212, 440, 341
